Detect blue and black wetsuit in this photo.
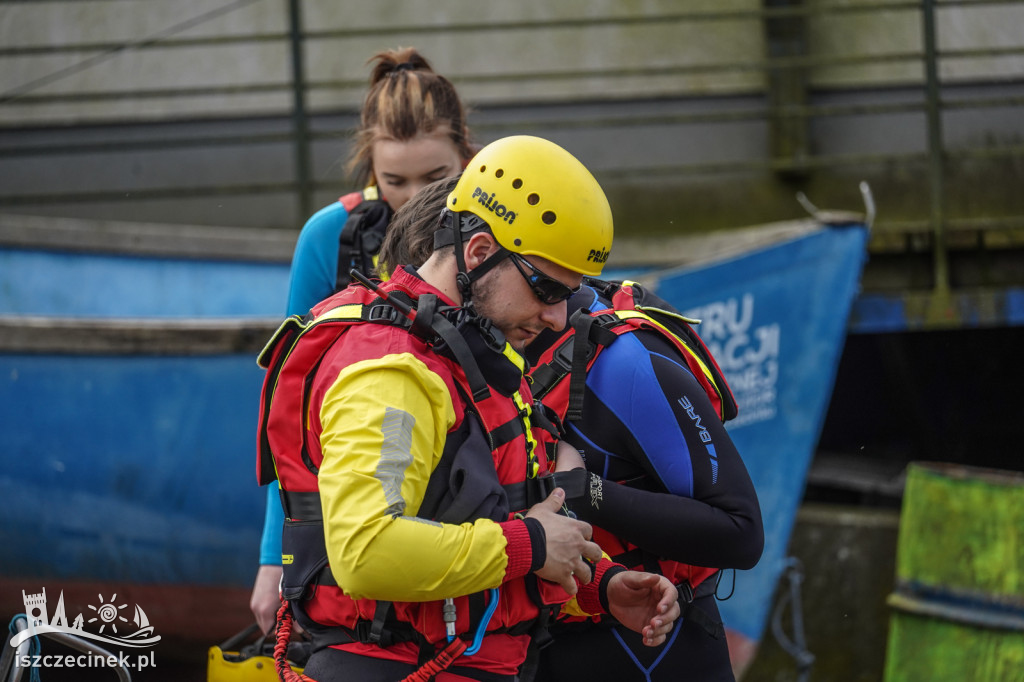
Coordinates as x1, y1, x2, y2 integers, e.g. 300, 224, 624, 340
529, 286, 764, 682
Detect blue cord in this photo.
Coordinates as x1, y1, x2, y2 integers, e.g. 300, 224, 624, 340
7, 614, 42, 682
464, 588, 500, 656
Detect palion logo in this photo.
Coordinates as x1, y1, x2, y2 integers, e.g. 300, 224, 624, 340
470, 187, 517, 223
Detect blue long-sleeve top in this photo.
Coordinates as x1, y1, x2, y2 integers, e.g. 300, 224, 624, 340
259, 199, 354, 565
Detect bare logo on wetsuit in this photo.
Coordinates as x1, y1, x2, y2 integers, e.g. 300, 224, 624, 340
679, 395, 719, 485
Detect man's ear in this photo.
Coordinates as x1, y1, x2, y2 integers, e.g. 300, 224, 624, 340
463, 232, 501, 271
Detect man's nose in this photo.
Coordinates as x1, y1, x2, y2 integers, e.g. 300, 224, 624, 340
539, 299, 568, 331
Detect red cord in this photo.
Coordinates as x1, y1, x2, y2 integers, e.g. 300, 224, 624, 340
400, 637, 469, 682
274, 600, 317, 682
274, 599, 472, 682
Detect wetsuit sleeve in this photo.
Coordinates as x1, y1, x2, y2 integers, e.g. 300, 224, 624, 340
564, 330, 764, 570
318, 353, 533, 601
258, 202, 350, 566
286, 202, 349, 316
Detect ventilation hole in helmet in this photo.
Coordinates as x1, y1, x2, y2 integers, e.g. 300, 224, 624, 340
514, 238, 522, 246
542, 211, 556, 225
479, 165, 487, 173
450, 197, 457, 205
527, 193, 540, 206
495, 169, 504, 178
512, 178, 523, 189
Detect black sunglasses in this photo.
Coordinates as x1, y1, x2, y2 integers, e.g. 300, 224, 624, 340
508, 253, 580, 305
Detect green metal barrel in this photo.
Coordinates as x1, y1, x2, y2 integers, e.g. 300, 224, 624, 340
884, 462, 1024, 681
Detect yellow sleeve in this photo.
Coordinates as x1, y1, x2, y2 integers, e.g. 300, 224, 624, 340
318, 352, 511, 601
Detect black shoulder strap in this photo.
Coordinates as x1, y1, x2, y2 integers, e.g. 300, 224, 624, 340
564, 309, 620, 423
335, 198, 393, 292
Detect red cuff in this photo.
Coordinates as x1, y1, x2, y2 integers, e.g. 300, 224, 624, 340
575, 557, 623, 615
499, 519, 534, 581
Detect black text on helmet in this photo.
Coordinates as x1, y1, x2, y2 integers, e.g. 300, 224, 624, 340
587, 248, 609, 264
471, 186, 517, 224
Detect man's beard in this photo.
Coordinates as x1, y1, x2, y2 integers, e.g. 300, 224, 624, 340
469, 263, 526, 351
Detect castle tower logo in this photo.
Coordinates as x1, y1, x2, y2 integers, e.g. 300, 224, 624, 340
11, 587, 160, 649
22, 588, 48, 631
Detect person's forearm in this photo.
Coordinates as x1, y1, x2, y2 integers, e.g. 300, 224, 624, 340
567, 474, 763, 569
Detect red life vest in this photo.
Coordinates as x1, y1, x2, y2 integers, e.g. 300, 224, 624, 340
530, 279, 738, 597
256, 269, 566, 659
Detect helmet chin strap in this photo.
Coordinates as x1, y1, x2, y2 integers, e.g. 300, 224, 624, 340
449, 210, 510, 306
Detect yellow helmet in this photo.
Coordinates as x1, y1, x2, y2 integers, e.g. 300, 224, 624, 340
446, 136, 613, 276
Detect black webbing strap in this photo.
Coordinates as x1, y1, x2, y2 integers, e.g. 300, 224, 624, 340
299, 605, 423, 653
677, 573, 725, 639
334, 198, 392, 292
612, 547, 661, 575
430, 310, 491, 402
528, 337, 572, 400
365, 600, 393, 645
502, 470, 589, 511
566, 311, 597, 422
679, 594, 726, 639
529, 400, 563, 440
281, 490, 323, 521
489, 415, 527, 449
561, 309, 619, 422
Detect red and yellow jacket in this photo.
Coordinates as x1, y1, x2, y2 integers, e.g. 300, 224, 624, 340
257, 268, 615, 675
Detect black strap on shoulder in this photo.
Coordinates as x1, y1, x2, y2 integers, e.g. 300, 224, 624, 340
565, 310, 618, 422
335, 198, 393, 292
429, 310, 492, 402
582, 276, 620, 299
534, 308, 619, 419
528, 336, 573, 400
566, 310, 596, 422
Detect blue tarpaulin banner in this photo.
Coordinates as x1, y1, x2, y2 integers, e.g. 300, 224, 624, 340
651, 223, 870, 646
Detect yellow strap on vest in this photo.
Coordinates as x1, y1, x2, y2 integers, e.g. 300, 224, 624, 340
511, 390, 541, 479
314, 303, 365, 324
612, 309, 718, 389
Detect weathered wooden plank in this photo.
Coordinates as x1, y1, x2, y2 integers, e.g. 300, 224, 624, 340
0, 315, 281, 355
0, 213, 296, 263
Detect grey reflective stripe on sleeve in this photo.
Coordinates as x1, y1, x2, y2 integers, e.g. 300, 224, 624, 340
377, 406, 416, 516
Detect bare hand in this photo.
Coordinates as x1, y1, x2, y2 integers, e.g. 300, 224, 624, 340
526, 488, 603, 594
554, 440, 585, 473
249, 564, 283, 634
606, 572, 680, 646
